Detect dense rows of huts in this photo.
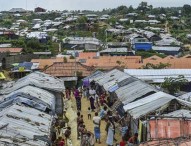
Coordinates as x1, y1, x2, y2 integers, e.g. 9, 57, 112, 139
84, 69, 191, 145
0, 72, 65, 145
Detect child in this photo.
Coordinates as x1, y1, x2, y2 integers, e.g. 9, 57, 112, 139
64, 127, 71, 140
81, 115, 84, 123
119, 137, 126, 146
87, 107, 91, 120
58, 137, 65, 146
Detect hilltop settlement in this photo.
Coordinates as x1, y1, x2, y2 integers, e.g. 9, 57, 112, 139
1, 2, 191, 146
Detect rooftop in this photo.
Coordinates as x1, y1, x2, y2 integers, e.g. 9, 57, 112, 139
0, 72, 65, 94
44, 62, 94, 77
0, 104, 52, 146
0, 48, 23, 53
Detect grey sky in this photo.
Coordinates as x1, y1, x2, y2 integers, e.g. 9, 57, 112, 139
0, 0, 191, 11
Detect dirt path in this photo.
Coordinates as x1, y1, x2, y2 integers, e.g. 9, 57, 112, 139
66, 96, 121, 146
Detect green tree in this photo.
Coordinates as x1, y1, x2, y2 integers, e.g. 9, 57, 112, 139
162, 75, 188, 95
63, 57, 67, 63
182, 4, 191, 16
77, 16, 88, 23
136, 51, 167, 58
3, 20, 12, 28
137, 1, 149, 13
108, 17, 117, 25
128, 5, 134, 13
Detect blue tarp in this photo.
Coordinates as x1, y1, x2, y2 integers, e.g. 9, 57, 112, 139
134, 42, 152, 51
13, 62, 33, 71
0, 92, 51, 112
0, 96, 48, 112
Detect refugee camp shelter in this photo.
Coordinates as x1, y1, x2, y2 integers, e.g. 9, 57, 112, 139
0, 71, 65, 145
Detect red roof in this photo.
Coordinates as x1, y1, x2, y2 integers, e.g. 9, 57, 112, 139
78, 56, 142, 70
0, 48, 23, 53
44, 62, 94, 77
78, 52, 97, 59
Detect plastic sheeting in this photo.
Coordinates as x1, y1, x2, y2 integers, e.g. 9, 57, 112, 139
163, 109, 191, 118
124, 69, 191, 83
0, 72, 65, 94
116, 80, 157, 104
178, 92, 191, 102
83, 70, 104, 82
0, 104, 52, 146
1, 85, 55, 111
0, 96, 48, 112
123, 92, 191, 119
0, 72, 5, 80
94, 69, 130, 86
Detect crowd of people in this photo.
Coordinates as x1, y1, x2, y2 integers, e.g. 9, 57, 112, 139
52, 84, 140, 146
51, 115, 72, 146
73, 83, 140, 146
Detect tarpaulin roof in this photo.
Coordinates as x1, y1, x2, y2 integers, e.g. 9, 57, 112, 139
0, 72, 5, 80
1, 85, 55, 109
0, 104, 52, 146
163, 109, 191, 118
116, 80, 157, 104
178, 92, 191, 102
123, 92, 191, 119
103, 75, 130, 91
0, 86, 56, 113
0, 96, 48, 112
12, 62, 39, 72
124, 69, 191, 83
0, 72, 65, 94
82, 70, 104, 82
93, 69, 130, 86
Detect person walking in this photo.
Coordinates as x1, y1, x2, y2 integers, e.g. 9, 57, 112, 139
65, 87, 70, 100
89, 87, 96, 111
77, 112, 81, 139
93, 112, 101, 144
106, 119, 115, 146
74, 87, 82, 111
64, 127, 71, 145
87, 107, 92, 120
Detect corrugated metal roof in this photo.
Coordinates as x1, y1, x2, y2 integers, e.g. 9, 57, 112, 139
0, 104, 52, 146
123, 92, 191, 119
1, 85, 55, 110
152, 46, 181, 51
124, 69, 191, 83
163, 109, 191, 118
31, 62, 40, 70
155, 37, 181, 46
103, 75, 130, 91
26, 32, 48, 39
93, 69, 130, 86
63, 37, 100, 45
116, 80, 157, 104
83, 70, 104, 82
178, 92, 191, 102
100, 47, 128, 53
0, 72, 65, 94
123, 92, 175, 119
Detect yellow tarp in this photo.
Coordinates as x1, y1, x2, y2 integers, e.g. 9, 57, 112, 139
0, 72, 6, 80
